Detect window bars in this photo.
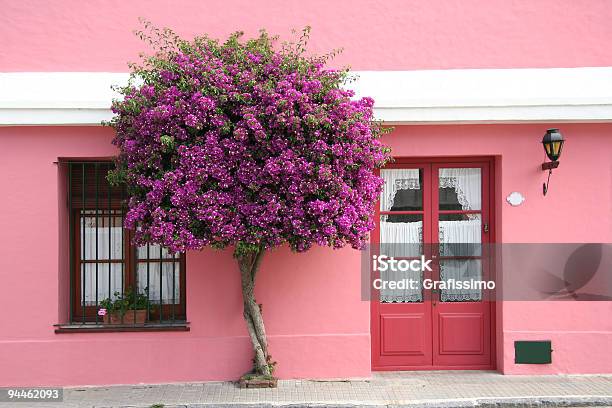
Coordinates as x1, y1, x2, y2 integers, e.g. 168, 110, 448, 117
65, 161, 185, 327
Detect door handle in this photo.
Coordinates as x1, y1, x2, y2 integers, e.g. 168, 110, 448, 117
431, 289, 439, 306
483, 223, 489, 233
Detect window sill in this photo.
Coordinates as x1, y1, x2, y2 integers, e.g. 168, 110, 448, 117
54, 322, 190, 333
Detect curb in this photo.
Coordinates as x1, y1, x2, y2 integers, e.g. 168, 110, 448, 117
155, 395, 612, 408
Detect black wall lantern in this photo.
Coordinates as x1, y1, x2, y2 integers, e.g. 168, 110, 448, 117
541, 128, 565, 196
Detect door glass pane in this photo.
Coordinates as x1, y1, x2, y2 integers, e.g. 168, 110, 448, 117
439, 259, 482, 302
439, 168, 481, 211
439, 214, 482, 257
439, 213, 483, 303
381, 168, 423, 212
379, 215, 423, 303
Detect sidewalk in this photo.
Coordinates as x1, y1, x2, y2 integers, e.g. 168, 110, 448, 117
8, 371, 612, 408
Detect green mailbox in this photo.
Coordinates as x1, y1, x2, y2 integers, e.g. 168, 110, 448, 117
514, 340, 552, 364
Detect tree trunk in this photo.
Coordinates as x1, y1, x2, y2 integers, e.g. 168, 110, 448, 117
236, 246, 272, 377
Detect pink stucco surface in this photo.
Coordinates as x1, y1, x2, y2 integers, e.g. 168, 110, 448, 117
1, 0, 611, 386
383, 124, 612, 375
2, 0, 612, 71
0, 123, 610, 386
0, 127, 370, 386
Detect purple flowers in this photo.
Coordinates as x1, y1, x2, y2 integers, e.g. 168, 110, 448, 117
184, 114, 199, 128
109, 30, 390, 254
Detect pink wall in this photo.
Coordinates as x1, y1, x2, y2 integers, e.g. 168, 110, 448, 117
385, 124, 612, 243
1, 0, 611, 387
2, 0, 612, 71
0, 126, 370, 386
384, 124, 612, 375
0, 123, 610, 386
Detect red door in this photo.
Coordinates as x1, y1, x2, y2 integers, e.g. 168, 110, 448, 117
371, 158, 495, 370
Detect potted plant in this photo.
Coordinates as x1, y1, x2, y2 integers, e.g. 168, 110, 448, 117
98, 287, 152, 325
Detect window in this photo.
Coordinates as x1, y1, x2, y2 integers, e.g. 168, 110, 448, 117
65, 161, 186, 327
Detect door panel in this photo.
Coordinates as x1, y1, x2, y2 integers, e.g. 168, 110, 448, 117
373, 165, 432, 367
434, 304, 491, 365
438, 312, 484, 354
432, 163, 491, 367
375, 303, 432, 366
381, 314, 428, 355
372, 159, 494, 370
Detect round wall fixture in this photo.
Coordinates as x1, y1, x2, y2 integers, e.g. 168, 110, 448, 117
506, 192, 525, 206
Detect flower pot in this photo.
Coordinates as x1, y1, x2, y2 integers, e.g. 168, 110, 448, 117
103, 310, 147, 325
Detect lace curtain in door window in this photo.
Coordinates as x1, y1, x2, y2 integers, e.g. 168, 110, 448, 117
439, 168, 481, 218
380, 169, 421, 213
379, 221, 423, 303
439, 220, 482, 301
438, 168, 482, 301
379, 169, 423, 303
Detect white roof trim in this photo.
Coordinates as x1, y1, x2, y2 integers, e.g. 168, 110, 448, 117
354, 68, 612, 124
1, 68, 612, 125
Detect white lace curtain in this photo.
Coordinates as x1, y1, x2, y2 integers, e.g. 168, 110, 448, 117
439, 219, 482, 302
379, 221, 423, 303
381, 168, 480, 212
439, 168, 481, 212
439, 219, 481, 257
438, 168, 482, 301
380, 169, 420, 212
380, 169, 423, 303
378, 167, 483, 303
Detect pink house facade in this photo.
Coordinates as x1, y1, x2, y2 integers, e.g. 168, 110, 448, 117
1, 0, 611, 386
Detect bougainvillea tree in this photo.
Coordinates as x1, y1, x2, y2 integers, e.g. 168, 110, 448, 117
107, 23, 390, 378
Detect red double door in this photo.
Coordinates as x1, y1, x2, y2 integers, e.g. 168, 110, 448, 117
371, 159, 495, 370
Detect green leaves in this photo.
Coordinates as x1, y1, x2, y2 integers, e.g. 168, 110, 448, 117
160, 135, 175, 152
106, 167, 127, 187
99, 287, 153, 317
234, 241, 262, 258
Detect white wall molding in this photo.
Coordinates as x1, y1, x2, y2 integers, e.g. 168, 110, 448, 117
354, 68, 612, 124
1, 68, 612, 125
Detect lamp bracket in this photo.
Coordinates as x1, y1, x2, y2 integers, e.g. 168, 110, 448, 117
542, 161, 559, 171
